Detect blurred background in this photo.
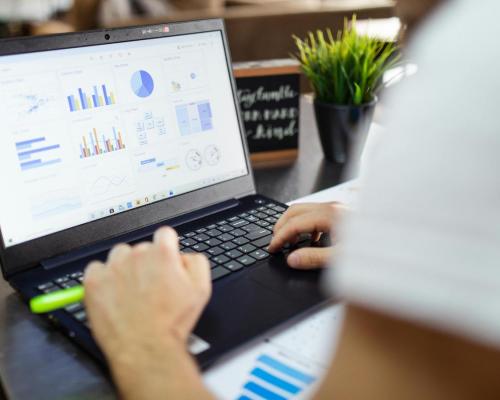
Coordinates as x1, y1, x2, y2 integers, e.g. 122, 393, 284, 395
0, 0, 396, 62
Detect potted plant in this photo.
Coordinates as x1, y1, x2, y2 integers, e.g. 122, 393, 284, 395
294, 17, 400, 164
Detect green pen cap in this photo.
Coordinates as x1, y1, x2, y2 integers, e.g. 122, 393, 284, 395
30, 285, 85, 314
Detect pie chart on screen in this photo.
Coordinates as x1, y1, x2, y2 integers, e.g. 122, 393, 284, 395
131, 70, 154, 98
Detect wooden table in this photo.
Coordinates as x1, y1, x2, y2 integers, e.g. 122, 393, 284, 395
0, 96, 345, 399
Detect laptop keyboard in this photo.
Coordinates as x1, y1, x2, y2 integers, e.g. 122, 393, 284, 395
35, 201, 287, 327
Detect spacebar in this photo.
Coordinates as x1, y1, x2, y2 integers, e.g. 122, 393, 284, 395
252, 234, 273, 248
211, 266, 231, 281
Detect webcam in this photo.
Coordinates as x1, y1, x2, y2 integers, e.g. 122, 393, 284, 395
104, 34, 110, 40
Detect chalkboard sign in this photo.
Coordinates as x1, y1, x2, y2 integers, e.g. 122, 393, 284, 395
233, 59, 301, 167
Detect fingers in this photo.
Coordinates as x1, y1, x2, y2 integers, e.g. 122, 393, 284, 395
287, 247, 334, 270
154, 226, 179, 251
83, 260, 106, 291
273, 203, 319, 233
107, 243, 131, 264
269, 211, 334, 253
182, 254, 212, 301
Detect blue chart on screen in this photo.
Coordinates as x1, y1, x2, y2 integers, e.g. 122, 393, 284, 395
15, 137, 62, 172
237, 354, 316, 400
131, 70, 155, 98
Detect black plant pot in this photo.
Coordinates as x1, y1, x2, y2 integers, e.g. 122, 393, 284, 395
314, 98, 376, 165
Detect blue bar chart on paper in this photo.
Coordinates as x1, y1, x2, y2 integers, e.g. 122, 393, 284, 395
67, 83, 116, 112
237, 354, 316, 400
15, 137, 62, 171
175, 100, 213, 135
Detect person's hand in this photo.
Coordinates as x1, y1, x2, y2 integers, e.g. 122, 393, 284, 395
268, 202, 345, 270
84, 227, 212, 380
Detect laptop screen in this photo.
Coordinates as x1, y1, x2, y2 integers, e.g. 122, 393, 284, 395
0, 31, 248, 248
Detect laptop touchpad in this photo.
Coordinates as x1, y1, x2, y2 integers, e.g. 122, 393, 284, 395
249, 257, 326, 303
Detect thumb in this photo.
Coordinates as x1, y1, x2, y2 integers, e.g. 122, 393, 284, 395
181, 254, 212, 301
287, 247, 334, 270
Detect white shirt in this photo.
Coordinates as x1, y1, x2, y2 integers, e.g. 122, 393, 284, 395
331, 0, 500, 348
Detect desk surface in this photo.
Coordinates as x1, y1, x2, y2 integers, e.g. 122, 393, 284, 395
0, 97, 344, 400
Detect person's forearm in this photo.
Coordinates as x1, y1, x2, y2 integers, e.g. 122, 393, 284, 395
315, 305, 500, 400
108, 336, 214, 400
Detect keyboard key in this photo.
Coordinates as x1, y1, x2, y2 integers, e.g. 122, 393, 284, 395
265, 217, 278, 224
256, 212, 268, 219
182, 248, 197, 254
219, 233, 235, 242
194, 233, 210, 242
192, 243, 209, 252
248, 209, 258, 215
212, 255, 230, 264
245, 215, 259, 223
70, 272, 83, 279
230, 219, 249, 228
237, 255, 256, 266
207, 246, 224, 256
233, 237, 249, 245
257, 206, 267, 211
264, 209, 277, 216
61, 280, 80, 289
65, 302, 84, 313
196, 228, 207, 233
217, 220, 228, 226
273, 206, 286, 212
218, 224, 234, 233
224, 261, 244, 272
274, 213, 283, 219
256, 220, 271, 227
206, 229, 222, 237
246, 228, 271, 241
43, 286, 60, 294
228, 216, 239, 222
211, 267, 231, 281
181, 238, 197, 247
55, 276, 69, 285
238, 244, 257, 254
73, 310, 87, 322
250, 249, 269, 260
37, 282, 54, 291
207, 224, 217, 230
220, 241, 237, 251
231, 229, 246, 237
242, 223, 260, 232
185, 232, 196, 238
205, 238, 222, 247
253, 234, 273, 248
226, 249, 243, 259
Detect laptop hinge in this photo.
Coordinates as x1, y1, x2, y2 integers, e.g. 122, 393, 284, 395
40, 198, 241, 270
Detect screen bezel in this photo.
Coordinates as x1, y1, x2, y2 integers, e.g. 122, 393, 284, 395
0, 19, 255, 278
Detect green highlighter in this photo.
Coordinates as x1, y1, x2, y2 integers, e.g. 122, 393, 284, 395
30, 285, 85, 314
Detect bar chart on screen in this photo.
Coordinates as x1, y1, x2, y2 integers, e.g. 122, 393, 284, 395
67, 83, 116, 112
15, 136, 62, 172
78, 126, 125, 158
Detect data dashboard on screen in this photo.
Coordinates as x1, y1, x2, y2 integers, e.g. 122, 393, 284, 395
0, 31, 248, 247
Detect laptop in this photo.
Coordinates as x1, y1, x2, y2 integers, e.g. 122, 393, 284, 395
0, 19, 327, 369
